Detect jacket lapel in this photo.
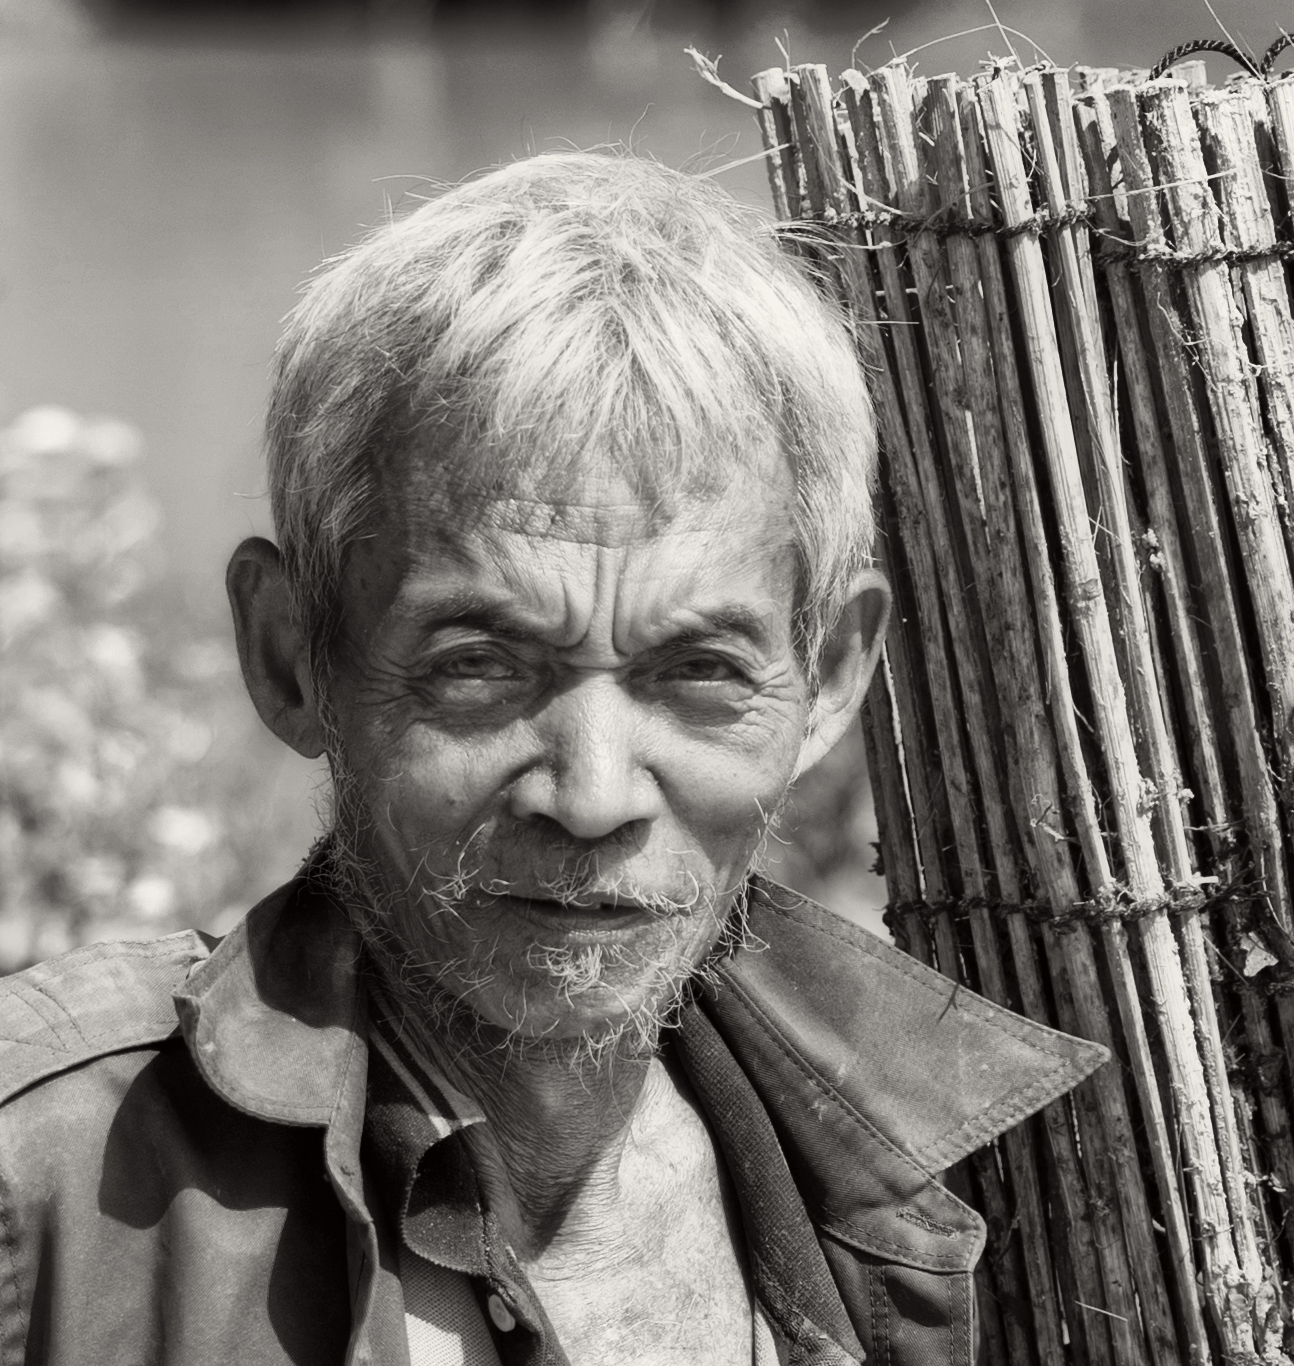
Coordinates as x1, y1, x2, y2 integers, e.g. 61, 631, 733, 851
694, 879, 1108, 1273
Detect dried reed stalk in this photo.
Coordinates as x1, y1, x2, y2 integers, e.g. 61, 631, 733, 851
743, 49, 1294, 1364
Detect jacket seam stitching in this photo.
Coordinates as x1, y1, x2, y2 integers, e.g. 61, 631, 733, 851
1, 985, 71, 1055
908, 1067, 1084, 1169
27, 981, 85, 1049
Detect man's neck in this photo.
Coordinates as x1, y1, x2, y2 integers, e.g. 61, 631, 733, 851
432, 1020, 666, 1257
386, 987, 757, 1366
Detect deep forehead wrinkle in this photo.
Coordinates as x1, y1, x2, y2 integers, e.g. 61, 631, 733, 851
396, 580, 780, 656
429, 492, 677, 548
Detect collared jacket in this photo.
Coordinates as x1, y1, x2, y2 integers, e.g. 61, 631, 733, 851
0, 871, 1105, 1366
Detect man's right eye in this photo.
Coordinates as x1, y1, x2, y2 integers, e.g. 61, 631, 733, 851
436, 650, 518, 680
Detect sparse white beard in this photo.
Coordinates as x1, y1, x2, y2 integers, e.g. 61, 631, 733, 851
315, 737, 757, 1076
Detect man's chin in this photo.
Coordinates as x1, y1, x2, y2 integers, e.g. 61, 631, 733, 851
447, 976, 683, 1061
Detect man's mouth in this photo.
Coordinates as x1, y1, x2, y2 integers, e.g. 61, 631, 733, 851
488, 893, 659, 938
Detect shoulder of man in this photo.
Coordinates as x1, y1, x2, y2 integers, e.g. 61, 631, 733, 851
0, 929, 214, 1107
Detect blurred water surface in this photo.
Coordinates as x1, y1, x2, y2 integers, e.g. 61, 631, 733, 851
0, 0, 1283, 944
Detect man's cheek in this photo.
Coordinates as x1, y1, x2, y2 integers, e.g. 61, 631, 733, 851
673, 751, 794, 846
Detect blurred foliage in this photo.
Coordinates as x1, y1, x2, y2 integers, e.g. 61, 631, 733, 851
0, 406, 317, 970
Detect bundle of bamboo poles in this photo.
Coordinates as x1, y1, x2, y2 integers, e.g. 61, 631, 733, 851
742, 55, 1294, 1365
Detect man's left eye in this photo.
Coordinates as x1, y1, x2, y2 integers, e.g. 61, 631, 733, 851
437, 651, 517, 680
660, 655, 745, 684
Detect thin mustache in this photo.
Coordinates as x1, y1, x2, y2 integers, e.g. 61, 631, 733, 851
418, 846, 709, 917
447, 877, 704, 918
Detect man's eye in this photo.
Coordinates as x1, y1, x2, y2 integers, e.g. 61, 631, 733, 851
661, 655, 745, 684
436, 651, 517, 681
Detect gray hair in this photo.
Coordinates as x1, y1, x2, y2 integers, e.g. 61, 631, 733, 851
265, 150, 877, 674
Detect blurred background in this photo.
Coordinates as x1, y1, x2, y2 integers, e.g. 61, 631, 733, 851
0, 0, 1282, 967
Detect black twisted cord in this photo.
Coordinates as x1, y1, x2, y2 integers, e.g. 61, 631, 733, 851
1148, 36, 1261, 81
1262, 32, 1294, 75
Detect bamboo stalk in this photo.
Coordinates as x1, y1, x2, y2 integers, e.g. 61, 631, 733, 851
1195, 86, 1294, 587
1138, 80, 1294, 853
976, 71, 1162, 896
976, 69, 1199, 1364
843, 64, 1073, 1363
788, 70, 1041, 1351
1102, 86, 1289, 925
802, 66, 1040, 1352
1077, 82, 1270, 1315
1026, 70, 1192, 878
1017, 68, 1261, 1358
866, 693, 934, 961
1072, 90, 1229, 878
748, 69, 793, 222
750, 68, 940, 967
953, 80, 1132, 1366
1103, 103, 1294, 1249
1133, 92, 1294, 1296
793, 60, 1110, 1357
750, 68, 801, 219
866, 63, 1156, 1363
787, 66, 974, 909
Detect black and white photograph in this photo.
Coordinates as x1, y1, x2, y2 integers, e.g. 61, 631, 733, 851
0, 0, 1291, 1359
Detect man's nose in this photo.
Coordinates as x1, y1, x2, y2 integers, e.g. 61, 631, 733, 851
509, 677, 664, 840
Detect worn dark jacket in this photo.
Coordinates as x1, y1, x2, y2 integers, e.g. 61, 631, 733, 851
0, 872, 1105, 1366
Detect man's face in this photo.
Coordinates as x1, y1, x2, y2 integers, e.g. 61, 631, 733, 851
324, 449, 813, 1048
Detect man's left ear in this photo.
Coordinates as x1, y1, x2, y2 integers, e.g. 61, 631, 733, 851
795, 568, 891, 779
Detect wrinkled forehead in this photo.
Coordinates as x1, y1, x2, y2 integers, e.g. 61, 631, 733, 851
373, 429, 795, 548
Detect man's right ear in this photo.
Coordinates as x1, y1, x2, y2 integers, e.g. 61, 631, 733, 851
226, 537, 325, 759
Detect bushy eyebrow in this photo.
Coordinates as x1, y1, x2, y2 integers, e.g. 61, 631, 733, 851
660, 606, 773, 653
403, 591, 774, 654
403, 591, 541, 643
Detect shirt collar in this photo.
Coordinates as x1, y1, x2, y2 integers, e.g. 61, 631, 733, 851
366, 981, 486, 1139
363, 993, 490, 1278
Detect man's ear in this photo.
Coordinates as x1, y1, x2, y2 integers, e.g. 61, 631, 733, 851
795, 567, 891, 779
226, 537, 325, 759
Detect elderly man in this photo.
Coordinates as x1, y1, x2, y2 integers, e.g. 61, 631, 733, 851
0, 153, 1102, 1366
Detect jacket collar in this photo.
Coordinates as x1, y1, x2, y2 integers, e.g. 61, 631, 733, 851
175, 867, 1106, 1275
688, 878, 1107, 1273
173, 861, 371, 1219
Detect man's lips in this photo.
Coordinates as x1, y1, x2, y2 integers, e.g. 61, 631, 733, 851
485, 893, 659, 938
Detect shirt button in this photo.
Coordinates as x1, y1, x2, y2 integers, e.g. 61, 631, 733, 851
487, 1293, 516, 1332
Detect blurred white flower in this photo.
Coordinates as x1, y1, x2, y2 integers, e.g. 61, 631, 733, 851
54, 760, 99, 808
126, 875, 177, 922
148, 805, 219, 857
167, 718, 214, 764
0, 569, 60, 647
83, 624, 143, 698
98, 730, 147, 779
0, 404, 315, 966
8, 405, 80, 458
